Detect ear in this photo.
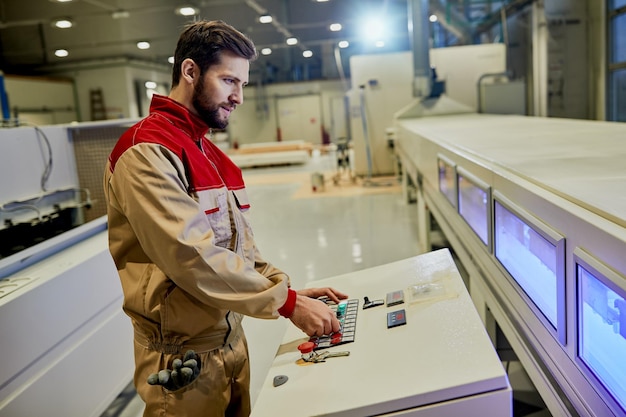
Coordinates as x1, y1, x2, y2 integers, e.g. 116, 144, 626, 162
180, 58, 198, 86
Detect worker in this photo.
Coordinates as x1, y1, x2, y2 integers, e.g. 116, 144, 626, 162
103, 20, 347, 417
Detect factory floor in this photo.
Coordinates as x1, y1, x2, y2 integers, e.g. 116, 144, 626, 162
100, 150, 551, 417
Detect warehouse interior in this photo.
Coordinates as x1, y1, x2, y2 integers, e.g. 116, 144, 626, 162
0, 1, 625, 416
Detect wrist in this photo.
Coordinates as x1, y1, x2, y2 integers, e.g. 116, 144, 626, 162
278, 288, 297, 318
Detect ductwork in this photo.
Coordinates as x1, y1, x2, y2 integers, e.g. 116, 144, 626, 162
407, 0, 432, 98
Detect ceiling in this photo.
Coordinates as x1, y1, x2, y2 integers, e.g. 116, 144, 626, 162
0, 0, 528, 83
0, 0, 416, 82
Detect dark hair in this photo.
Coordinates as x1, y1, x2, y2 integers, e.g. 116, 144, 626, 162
171, 20, 257, 87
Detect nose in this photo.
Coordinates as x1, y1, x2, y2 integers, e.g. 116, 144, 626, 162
230, 85, 243, 105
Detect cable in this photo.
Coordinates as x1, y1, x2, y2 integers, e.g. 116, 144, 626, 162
15, 121, 54, 192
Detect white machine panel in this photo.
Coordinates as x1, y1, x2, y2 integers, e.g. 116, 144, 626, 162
252, 250, 511, 417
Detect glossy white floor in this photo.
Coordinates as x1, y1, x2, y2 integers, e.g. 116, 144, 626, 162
100, 151, 549, 417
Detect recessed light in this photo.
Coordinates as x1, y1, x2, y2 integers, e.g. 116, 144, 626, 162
259, 15, 273, 24
329, 23, 342, 32
286, 37, 298, 45
176, 6, 199, 16
137, 41, 151, 50
261, 48, 272, 55
112, 10, 130, 19
303, 50, 313, 58
55, 49, 69, 57
338, 40, 349, 48
52, 18, 73, 29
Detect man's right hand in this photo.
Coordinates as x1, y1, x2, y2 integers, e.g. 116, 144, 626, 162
289, 294, 341, 337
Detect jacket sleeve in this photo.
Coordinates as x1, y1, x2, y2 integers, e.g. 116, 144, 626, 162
106, 143, 291, 319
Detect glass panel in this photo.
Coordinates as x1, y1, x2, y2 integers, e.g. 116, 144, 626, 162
494, 201, 558, 327
610, 0, 626, 10
610, 14, 626, 63
458, 174, 488, 245
578, 264, 626, 412
609, 69, 626, 122
438, 159, 455, 207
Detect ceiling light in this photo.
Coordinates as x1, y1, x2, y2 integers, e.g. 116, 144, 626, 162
338, 40, 349, 48
176, 6, 199, 16
55, 49, 69, 57
112, 10, 130, 19
429, 14, 438, 23
168, 56, 175, 64
145, 81, 157, 89
50, 0, 74, 3
261, 48, 272, 56
303, 50, 313, 58
259, 15, 272, 24
315, 0, 329, 2
286, 37, 298, 46
52, 18, 73, 29
329, 23, 342, 32
137, 41, 151, 50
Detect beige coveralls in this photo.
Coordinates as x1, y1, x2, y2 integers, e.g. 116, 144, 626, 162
104, 95, 293, 417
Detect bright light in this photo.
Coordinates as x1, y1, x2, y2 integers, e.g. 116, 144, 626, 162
168, 56, 175, 64
261, 48, 272, 56
429, 14, 438, 22
54, 49, 69, 57
329, 23, 342, 32
286, 37, 298, 45
361, 16, 386, 41
259, 15, 272, 23
176, 6, 199, 16
145, 81, 157, 89
303, 50, 313, 58
53, 19, 73, 29
137, 41, 151, 50
338, 40, 349, 48
375, 40, 385, 48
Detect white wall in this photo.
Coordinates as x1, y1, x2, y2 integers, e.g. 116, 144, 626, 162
229, 79, 346, 147
4, 75, 77, 125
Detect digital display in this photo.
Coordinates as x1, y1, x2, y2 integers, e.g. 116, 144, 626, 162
438, 157, 456, 207
578, 261, 626, 413
494, 200, 560, 329
458, 172, 489, 246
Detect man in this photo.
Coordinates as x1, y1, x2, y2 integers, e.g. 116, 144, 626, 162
104, 20, 347, 417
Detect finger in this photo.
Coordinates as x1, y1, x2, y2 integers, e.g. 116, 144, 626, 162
183, 350, 196, 362
147, 373, 159, 385
158, 369, 171, 385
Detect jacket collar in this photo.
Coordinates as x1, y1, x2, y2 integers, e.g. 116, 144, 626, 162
149, 94, 210, 140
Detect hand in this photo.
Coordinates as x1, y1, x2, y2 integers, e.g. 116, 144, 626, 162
147, 350, 201, 391
289, 294, 342, 337
297, 287, 348, 305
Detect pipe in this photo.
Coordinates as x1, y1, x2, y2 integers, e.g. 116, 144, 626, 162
407, 0, 432, 99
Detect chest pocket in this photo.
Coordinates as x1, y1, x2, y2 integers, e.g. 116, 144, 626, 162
198, 188, 232, 248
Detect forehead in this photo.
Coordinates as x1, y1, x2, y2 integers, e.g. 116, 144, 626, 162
209, 51, 250, 82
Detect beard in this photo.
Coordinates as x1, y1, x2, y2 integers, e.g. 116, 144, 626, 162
192, 76, 230, 130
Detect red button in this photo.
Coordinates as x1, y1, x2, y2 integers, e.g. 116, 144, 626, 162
297, 342, 315, 354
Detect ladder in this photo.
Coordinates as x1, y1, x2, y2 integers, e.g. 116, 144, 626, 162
90, 88, 107, 120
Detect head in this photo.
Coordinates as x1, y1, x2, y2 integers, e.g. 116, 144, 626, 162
170, 20, 257, 128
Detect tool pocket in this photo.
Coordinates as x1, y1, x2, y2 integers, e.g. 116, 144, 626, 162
198, 188, 232, 248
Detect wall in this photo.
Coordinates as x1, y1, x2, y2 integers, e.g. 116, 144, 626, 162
4, 75, 77, 125
55, 59, 170, 122
229, 79, 346, 147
